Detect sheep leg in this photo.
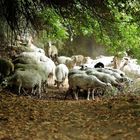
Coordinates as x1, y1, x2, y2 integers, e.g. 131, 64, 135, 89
74, 91, 78, 100
38, 82, 42, 98
31, 88, 35, 94
43, 81, 48, 91
18, 83, 22, 95
87, 89, 91, 100
22, 88, 28, 95
32, 88, 36, 95
74, 87, 79, 100
43, 83, 48, 93
74, 86, 81, 100
48, 74, 54, 86
91, 89, 96, 100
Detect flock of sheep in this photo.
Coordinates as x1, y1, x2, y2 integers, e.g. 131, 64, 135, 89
0, 35, 139, 100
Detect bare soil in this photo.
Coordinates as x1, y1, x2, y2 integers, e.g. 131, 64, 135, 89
0, 86, 140, 140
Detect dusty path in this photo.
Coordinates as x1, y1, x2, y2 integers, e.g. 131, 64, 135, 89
0, 89, 140, 140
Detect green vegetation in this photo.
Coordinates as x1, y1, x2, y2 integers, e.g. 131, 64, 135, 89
0, 0, 140, 59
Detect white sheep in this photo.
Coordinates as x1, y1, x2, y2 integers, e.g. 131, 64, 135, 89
14, 63, 46, 81
55, 56, 71, 64
73, 65, 81, 70
18, 52, 43, 63
83, 55, 114, 68
18, 51, 50, 63
96, 68, 123, 82
26, 36, 45, 54
95, 55, 114, 67
13, 56, 38, 65
105, 67, 125, 77
54, 64, 69, 88
68, 69, 86, 78
39, 59, 56, 86
2, 69, 42, 98
86, 69, 120, 88
119, 57, 140, 76
14, 54, 56, 89
90, 68, 132, 92
68, 74, 112, 100
83, 56, 95, 64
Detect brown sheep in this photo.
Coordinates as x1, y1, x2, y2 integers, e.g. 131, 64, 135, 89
71, 55, 85, 66
46, 41, 58, 60
0, 58, 14, 81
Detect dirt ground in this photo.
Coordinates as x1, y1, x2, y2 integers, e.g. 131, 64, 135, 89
0, 86, 140, 140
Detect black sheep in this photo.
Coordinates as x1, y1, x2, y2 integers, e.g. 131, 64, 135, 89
94, 62, 104, 68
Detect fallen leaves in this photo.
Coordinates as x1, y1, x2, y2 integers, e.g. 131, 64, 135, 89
0, 90, 140, 139
111, 129, 124, 136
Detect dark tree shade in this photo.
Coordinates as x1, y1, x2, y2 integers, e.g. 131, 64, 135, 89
1, 0, 140, 31
0, 0, 115, 32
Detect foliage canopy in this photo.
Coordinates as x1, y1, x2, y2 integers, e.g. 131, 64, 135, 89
0, 0, 140, 58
